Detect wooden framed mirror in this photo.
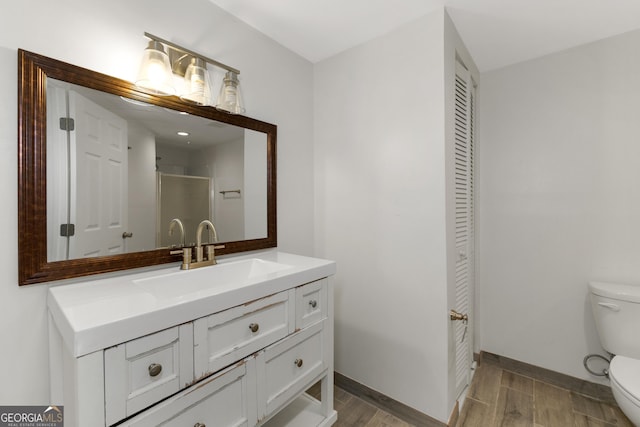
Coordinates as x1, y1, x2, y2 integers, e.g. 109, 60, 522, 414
18, 50, 277, 285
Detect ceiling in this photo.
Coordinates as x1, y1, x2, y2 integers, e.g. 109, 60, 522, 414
58, 79, 243, 150
208, 0, 640, 72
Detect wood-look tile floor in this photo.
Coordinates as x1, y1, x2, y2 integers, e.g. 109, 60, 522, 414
310, 362, 635, 427
307, 383, 413, 427
458, 361, 635, 427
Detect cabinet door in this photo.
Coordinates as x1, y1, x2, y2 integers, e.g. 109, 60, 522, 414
104, 324, 193, 425
257, 321, 326, 419
122, 358, 257, 427
295, 279, 327, 330
194, 290, 294, 378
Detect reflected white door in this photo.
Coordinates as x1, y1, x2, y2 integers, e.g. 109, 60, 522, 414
69, 91, 128, 258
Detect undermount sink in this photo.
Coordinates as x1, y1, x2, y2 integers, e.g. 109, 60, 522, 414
133, 258, 293, 298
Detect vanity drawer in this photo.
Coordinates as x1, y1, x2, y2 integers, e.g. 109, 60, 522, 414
122, 357, 257, 427
295, 279, 327, 330
104, 324, 194, 426
194, 290, 294, 378
257, 320, 326, 418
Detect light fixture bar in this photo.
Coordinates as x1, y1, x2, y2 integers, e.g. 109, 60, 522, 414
144, 32, 240, 75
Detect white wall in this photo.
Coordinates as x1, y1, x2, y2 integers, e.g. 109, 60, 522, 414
209, 140, 245, 242
315, 9, 466, 422
244, 130, 268, 240
0, 0, 314, 404
477, 29, 640, 383
127, 123, 157, 252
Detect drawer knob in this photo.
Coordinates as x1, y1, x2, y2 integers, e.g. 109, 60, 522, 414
249, 323, 260, 333
148, 363, 162, 377
294, 358, 303, 368
309, 300, 318, 308
194, 423, 206, 427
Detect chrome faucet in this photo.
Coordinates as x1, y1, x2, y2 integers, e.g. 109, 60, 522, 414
168, 218, 185, 247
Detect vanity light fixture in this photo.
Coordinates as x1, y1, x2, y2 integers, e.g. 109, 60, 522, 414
182, 57, 211, 105
216, 71, 245, 114
135, 40, 176, 96
135, 32, 245, 114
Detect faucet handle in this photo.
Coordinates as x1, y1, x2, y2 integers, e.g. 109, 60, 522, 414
180, 248, 192, 270
205, 245, 217, 265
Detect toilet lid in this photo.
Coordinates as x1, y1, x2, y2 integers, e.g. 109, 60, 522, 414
610, 356, 640, 399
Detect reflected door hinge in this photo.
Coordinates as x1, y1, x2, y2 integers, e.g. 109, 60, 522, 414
59, 117, 75, 131
60, 223, 75, 237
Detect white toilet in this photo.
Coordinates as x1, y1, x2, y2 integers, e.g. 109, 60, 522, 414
589, 281, 640, 426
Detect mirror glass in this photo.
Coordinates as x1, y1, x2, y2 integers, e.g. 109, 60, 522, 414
46, 78, 267, 261
18, 50, 277, 285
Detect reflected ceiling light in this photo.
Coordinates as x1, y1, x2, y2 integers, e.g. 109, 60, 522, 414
177, 131, 190, 136
135, 32, 245, 114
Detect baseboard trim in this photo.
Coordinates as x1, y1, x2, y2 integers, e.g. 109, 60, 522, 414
334, 372, 447, 427
479, 351, 615, 403
447, 400, 459, 427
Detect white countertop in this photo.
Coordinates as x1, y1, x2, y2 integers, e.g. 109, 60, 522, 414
47, 250, 336, 357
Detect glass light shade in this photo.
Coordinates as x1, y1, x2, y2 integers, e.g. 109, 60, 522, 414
181, 57, 213, 105
216, 71, 245, 114
135, 41, 176, 96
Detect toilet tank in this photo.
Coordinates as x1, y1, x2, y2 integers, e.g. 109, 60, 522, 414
589, 281, 640, 359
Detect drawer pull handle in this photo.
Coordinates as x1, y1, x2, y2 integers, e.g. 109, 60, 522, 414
249, 323, 260, 333
194, 423, 206, 427
148, 363, 162, 377
294, 358, 303, 368
309, 300, 318, 308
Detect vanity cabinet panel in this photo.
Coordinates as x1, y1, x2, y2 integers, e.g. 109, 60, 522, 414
295, 279, 327, 330
122, 358, 257, 427
47, 252, 337, 427
194, 290, 294, 378
257, 321, 326, 419
104, 324, 194, 425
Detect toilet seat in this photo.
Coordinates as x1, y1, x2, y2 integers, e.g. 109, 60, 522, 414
609, 356, 640, 406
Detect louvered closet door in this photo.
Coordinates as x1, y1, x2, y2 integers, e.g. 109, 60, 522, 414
453, 60, 475, 399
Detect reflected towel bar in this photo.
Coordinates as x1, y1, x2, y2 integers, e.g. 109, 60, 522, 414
220, 189, 241, 199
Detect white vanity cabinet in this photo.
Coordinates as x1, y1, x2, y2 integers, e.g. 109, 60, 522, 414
258, 321, 327, 418
47, 251, 337, 427
122, 359, 258, 427
104, 324, 194, 425
193, 290, 295, 379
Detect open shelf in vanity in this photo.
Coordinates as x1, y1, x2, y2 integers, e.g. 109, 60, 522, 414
47, 251, 337, 427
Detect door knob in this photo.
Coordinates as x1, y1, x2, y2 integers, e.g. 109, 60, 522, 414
450, 309, 468, 322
